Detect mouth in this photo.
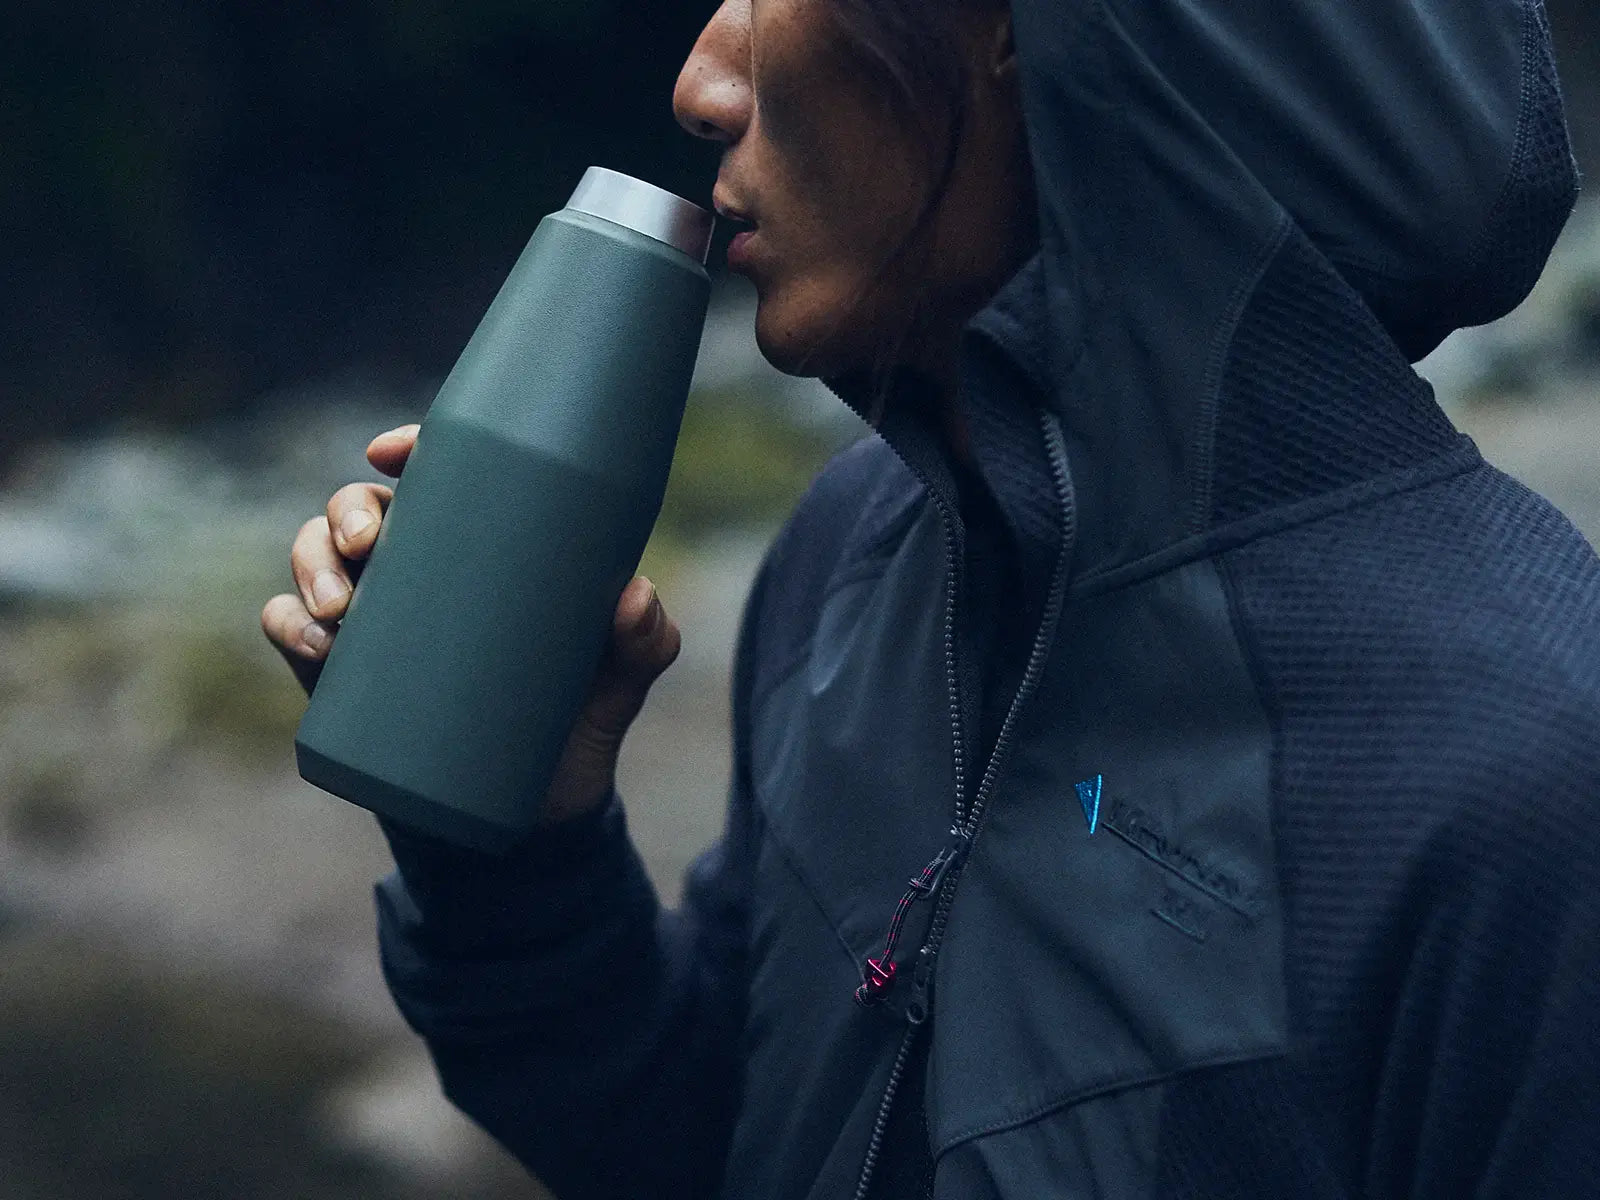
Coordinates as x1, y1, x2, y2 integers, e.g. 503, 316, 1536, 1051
713, 189, 759, 271
726, 226, 759, 272
712, 185, 754, 225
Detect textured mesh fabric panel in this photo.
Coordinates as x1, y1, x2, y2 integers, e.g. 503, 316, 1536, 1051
1173, 466, 1600, 1196
1154, 1058, 1349, 1199
1456, 0, 1580, 335
961, 337, 1064, 624
1209, 233, 1459, 528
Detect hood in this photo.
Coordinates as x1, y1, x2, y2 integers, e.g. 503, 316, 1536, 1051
1042, 0, 1582, 363
934, 0, 1581, 588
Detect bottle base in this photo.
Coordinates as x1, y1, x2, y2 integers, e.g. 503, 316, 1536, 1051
295, 739, 528, 855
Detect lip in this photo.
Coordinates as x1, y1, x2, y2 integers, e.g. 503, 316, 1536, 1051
713, 180, 760, 273
726, 228, 758, 271
712, 184, 753, 224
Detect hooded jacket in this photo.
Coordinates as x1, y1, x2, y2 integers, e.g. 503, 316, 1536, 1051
374, 0, 1595, 1196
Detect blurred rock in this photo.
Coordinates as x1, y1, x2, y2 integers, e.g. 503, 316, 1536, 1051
1454, 381, 1600, 547
0, 932, 436, 1200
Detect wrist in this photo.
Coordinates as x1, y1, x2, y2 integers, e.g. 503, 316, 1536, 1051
377, 790, 636, 956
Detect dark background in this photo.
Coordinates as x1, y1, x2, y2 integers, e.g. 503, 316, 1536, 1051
2, 0, 720, 455
3, 0, 1596, 458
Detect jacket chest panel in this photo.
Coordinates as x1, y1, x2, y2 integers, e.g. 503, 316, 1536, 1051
729, 507, 956, 1199
927, 559, 1290, 1166
748, 506, 958, 962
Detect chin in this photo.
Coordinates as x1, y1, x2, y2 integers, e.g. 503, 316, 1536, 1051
751, 290, 867, 380
753, 323, 819, 378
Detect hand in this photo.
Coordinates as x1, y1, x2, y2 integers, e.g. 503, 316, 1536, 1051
261, 423, 682, 825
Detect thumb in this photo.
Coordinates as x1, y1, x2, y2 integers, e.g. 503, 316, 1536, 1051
365, 424, 420, 478
539, 577, 681, 826
582, 576, 682, 740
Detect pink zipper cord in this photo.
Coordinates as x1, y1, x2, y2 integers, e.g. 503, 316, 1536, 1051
854, 833, 968, 1006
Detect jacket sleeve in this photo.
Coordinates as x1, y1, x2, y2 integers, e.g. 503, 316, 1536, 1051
1462, 760, 1600, 1198
1392, 743, 1600, 1199
373, 563, 770, 1200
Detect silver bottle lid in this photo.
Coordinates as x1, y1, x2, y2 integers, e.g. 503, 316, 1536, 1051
564, 167, 715, 264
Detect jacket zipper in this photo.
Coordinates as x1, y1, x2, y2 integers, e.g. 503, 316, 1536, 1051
852, 409, 1076, 1200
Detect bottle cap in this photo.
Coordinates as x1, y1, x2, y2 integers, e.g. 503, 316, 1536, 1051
564, 167, 715, 264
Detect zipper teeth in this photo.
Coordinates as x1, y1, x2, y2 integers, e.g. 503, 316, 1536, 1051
925, 411, 1075, 952
852, 409, 1075, 1200
957, 410, 1074, 847
851, 513, 961, 1200
851, 1024, 920, 1200
851, 500, 961, 1200
939, 511, 969, 828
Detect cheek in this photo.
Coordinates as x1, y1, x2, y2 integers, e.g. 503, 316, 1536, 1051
745, 175, 919, 377
742, 2, 928, 372
752, 4, 921, 252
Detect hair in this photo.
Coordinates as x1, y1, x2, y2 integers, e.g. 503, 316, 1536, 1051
826, 0, 975, 239
808, 0, 984, 413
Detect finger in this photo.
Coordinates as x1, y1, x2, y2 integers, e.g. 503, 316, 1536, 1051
291, 516, 354, 622
261, 592, 336, 694
586, 577, 681, 737
262, 591, 335, 659
326, 480, 394, 559
366, 424, 420, 478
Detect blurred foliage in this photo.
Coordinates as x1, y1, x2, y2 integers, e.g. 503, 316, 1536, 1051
0, 386, 848, 775
0, 605, 304, 808
7, 757, 93, 855
658, 389, 846, 541
642, 386, 850, 587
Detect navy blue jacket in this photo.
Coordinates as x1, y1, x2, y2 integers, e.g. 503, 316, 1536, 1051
376, 0, 1597, 1195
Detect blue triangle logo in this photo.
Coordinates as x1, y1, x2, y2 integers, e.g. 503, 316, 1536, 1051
1074, 775, 1103, 835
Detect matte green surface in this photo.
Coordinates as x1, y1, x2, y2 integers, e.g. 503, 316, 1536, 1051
297, 208, 710, 851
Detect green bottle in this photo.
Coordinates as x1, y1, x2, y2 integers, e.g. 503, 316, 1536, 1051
295, 168, 714, 852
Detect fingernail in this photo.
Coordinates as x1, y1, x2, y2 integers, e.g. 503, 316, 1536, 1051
312, 570, 348, 611
340, 510, 375, 543
301, 622, 332, 657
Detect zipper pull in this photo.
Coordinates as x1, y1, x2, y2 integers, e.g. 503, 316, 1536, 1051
854, 830, 971, 1008
905, 944, 937, 1025
917, 833, 965, 897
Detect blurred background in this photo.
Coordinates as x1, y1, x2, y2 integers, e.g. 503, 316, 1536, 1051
0, 2, 1596, 1196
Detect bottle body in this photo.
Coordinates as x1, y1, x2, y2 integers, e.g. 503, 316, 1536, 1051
295, 197, 711, 852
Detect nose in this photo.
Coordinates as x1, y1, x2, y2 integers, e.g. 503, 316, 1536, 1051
673, 1, 752, 145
